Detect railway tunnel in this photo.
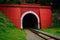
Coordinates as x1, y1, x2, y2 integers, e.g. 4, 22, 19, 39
22, 13, 38, 29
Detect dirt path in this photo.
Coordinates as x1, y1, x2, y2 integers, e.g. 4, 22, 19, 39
25, 29, 44, 40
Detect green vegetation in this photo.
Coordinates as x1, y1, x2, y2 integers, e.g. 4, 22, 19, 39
41, 27, 60, 36
0, 0, 20, 4
0, 12, 26, 40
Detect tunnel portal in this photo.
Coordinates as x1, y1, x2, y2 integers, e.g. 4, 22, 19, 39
23, 13, 38, 29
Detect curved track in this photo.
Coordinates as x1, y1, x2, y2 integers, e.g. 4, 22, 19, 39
25, 29, 60, 40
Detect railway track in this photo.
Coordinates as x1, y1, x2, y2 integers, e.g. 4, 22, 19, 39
25, 29, 44, 40
29, 29, 60, 40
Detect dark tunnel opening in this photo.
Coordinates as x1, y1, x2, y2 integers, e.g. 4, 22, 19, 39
22, 13, 38, 29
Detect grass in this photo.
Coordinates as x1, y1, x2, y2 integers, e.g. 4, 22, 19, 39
0, 11, 26, 40
40, 27, 60, 36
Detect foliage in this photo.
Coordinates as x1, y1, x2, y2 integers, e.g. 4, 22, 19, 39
0, 11, 26, 40
0, 0, 20, 4
52, 8, 60, 27
41, 27, 60, 36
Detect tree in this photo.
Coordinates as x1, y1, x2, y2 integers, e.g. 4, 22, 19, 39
0, 0, 20, 4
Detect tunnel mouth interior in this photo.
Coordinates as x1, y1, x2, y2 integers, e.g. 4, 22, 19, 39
22, 13, 38, 29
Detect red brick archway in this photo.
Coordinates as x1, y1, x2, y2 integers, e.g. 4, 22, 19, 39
21, 11, 40, 29
0, 4, 52, 29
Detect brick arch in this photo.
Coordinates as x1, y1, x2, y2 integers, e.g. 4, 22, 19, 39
21, 11, 40, 29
